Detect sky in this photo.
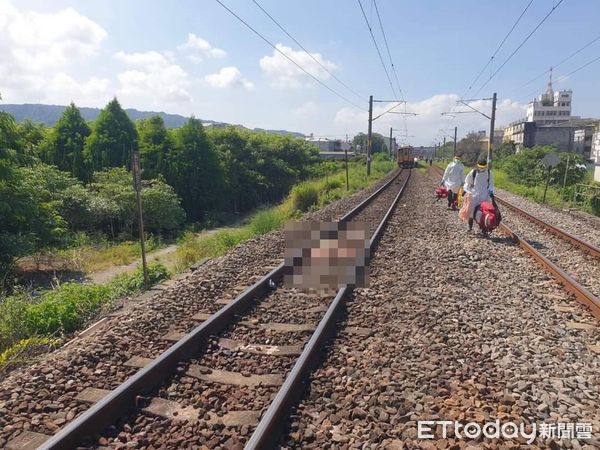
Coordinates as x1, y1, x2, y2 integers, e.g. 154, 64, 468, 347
1, 0, 599, 146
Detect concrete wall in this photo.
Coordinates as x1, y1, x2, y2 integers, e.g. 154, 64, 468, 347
533, 127, 573, 152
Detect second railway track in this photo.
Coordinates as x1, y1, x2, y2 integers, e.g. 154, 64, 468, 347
432, 165, 600, 320
24, 169, 411, 449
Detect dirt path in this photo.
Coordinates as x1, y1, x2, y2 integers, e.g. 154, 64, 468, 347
88, 229, 220, 284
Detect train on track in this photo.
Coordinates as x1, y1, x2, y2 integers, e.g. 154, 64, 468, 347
397, 145, 414, 168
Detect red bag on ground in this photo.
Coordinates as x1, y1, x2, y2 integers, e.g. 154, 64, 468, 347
435, 186, 448, 199
475, 201, 500, 232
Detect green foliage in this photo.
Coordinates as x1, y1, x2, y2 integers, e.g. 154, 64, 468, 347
84, 98, 137, 172
209, 127, 318, 214
109, 263, 170, 297
0, 337, 61, 372
167, 118, 223, 221
353, 132, 388, 154
41, 103, 90, 181
0, 263, 170, 356
248, 209, 284, 235
290, 182, 319, 212
137, 115, 172, 179
498, 146, 588, 188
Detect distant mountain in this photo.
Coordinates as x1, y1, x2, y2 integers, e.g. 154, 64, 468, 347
0, 103, 305, 137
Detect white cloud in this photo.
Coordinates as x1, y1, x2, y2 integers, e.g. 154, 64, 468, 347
334, 94, 527, 146
204, 66, 254, 90
179, 33, 226, 62
0, 0, 109, 104
259, 44, 338, 88
114, 50, 192, 105
292, 101, 319, 118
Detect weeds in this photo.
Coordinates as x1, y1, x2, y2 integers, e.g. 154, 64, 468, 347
0, 262, 170, 371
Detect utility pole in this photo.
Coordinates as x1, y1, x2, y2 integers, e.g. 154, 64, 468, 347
443, 137, 446, 162
488, 92, 497, 169
453, 126, 457, 156
367, 95, 373, 176
389, 127, 393, 160
345, 145, 350, 191
132, 149, 149, 288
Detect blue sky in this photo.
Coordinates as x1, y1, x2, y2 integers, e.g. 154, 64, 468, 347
1, 0, 599, 145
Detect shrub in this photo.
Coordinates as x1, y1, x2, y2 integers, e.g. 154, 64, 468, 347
110, 263, 170, 297
248, 209, 284, 235
290, 183, 319, 212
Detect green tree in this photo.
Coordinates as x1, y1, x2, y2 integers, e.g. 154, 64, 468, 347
41, 103, 90, 181
457, 132, 486, 165
17, 120, 47, 157
84, 98, 137, 172
353, 132, 388, 154
137, 115, 172, 179
167, 117, 223, 221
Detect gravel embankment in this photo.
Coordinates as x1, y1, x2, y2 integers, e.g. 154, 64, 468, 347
501, 212, 600, 299
496, 188, 600, 248
86, 173, 409, 448
0, 170, 401, 448
282, 168, 600, 449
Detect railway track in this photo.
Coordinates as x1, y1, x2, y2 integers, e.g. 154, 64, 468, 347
432, 165, 600, 320
20, 169, 411, 449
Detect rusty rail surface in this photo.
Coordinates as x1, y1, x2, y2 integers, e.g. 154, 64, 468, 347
38, 168, 406, 450
245, 171, 411, 450
499, 223, 600, 320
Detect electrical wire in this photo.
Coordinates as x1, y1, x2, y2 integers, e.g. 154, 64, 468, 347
214, 0, 363, 109
251, 0, 365, 102
463, 0, 535, 98
472, 0, 565, 97
356, 0, 399, 100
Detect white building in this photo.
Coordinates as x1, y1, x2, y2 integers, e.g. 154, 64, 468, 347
525, 73, 573, 125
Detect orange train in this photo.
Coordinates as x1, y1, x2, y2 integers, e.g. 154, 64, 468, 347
396, 146, 414, 168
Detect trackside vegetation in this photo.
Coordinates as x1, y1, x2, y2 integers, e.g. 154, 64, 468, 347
175, 155, 395, 269
0, 263, 169, 371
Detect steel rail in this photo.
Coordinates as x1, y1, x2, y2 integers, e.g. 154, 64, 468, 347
499, 223, 600, 320
494, 196, 600, 259
432, 165, 600, 258
39, 168, 405, 450
431, 165, 600, 319
245, 171, 412, 450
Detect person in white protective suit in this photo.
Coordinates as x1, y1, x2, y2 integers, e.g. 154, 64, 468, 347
462, 154, 495, 232
440, 154, 465, 209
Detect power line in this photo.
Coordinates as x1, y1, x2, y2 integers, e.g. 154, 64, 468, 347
472, 0, 565, 97
356, 0, 399, 100
516, 53, 600, 102
372, 0, 409, 137
372, 0, 404, 101
214, 0, 363, 109
463, 0, 535, 98
509, 33, 600, 95
251, 0, 364, 102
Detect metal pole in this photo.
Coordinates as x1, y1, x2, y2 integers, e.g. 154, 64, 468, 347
443, 137, 446, 162
132, 149, 149, 287
389, 127, 393, 160
345, 146, 349, 191
543, 166, 551, 203
454, 126, 457, 156
562, 153, 570, 192
367, 95, 373, 176
488, 92, 497, 169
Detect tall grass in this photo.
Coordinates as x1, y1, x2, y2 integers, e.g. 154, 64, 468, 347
175, 157, 396, 270
0, 263, 170, 371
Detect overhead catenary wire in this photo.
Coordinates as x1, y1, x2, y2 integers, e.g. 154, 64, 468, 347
372, 0, 409, 137
356, 0, 399, 101
251, 0, 365, 103
462, 0, 535, 99
214, 0, 363, 110
516, 52, 600, 102
508, 33, 600, 96
472, 0, 565, 97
